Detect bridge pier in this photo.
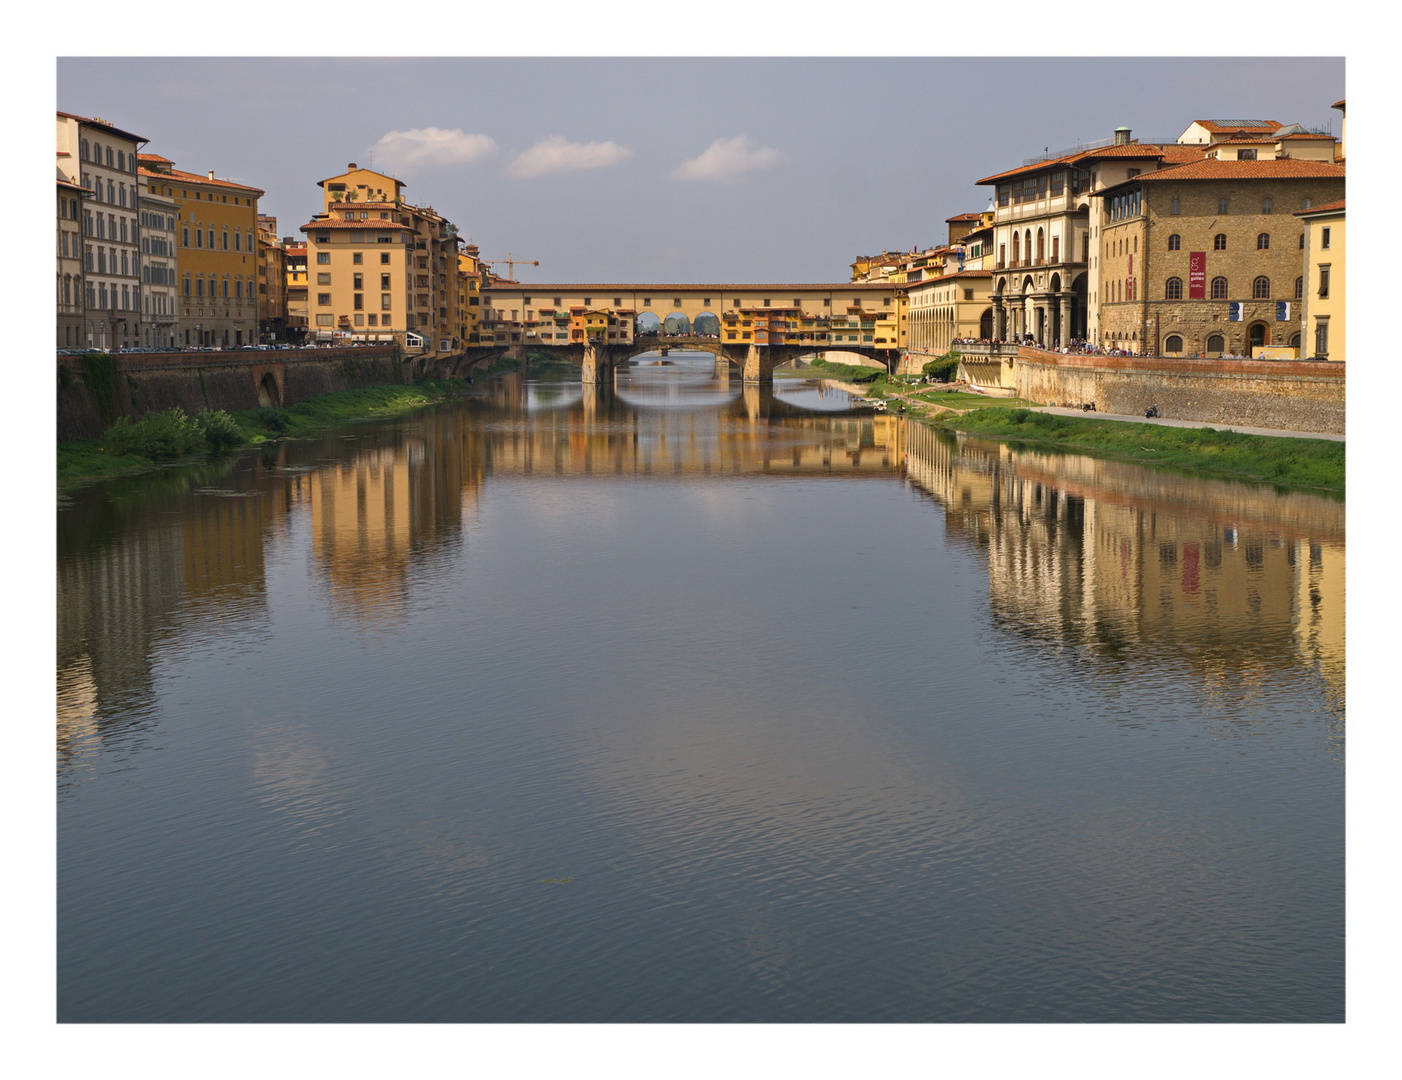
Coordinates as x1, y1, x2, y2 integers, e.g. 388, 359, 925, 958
741, 344, 774, 384
581, 342, 622, 384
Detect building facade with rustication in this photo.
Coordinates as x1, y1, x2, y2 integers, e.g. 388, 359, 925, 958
1091, 158, 1344, 358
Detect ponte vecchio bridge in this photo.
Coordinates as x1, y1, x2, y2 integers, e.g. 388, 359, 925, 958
461, 281, 904, 382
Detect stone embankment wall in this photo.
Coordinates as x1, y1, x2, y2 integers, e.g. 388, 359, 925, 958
57, 347, 414, 442
961, 347, 1344, 435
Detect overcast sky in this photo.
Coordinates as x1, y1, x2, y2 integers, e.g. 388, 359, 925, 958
56, 56, 1344, 284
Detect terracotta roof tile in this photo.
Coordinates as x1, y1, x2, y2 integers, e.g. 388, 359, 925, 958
1093, 157, 1345, 198
1193, 119, 1281, 134
158, 166, 264, 195
977, 142, 1201, 185
1295, 199, 1345, 216
300, 218, 414, 232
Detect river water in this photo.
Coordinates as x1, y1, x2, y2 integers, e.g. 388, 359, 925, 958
57, 353, 1344, 1023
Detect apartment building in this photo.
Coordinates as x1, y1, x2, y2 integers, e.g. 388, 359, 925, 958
137, 170, 179, 349
140, 154, 263, 347
301, 165, 464, 354
57, 175, 90, 348
57, 111, 146, 350
284, 239, 308, 342
256, 215, 288, 342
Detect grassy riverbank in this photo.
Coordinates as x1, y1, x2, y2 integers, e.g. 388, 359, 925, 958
58, 379, 474, 490
934, 407, 1345, 494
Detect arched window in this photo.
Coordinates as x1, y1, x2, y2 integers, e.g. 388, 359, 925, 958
1036, 228, 1045, 262
1253, 276, 1271, 299
1012, 232, 1020, 264
1295, 277, 1304, 299
1165, 334, 1183, 354
1167, 234, 1181, 251
1262, 197, 1273, 213
1166, 277, 1183, 300
1024, 230, 1032, 264
1207, 333, 1225, 354
1213, 233, 1227, 251
1211, 277, 1228, 300
1257, 233, 1270, 250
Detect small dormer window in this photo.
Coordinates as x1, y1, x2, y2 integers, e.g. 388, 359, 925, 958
1239, 148, 1257, 160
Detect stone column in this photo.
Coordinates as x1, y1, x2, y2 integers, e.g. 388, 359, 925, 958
1058, 294, 1072, 348
741, 343, 772, 384
581, 342, 609, 384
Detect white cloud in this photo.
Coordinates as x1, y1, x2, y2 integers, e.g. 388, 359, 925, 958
506, 136, 632, 178
672, 136, 787, 182
370, 128, 498, 172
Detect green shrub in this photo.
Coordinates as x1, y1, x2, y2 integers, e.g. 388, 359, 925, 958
196, 410, 244, 451
1008, 408, 1031, 424
102, 409, 206, 461
248, 405, 291, 433
922, 349, 962, 383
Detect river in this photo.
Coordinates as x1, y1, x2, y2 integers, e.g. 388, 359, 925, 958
56, 352, 1344, 1022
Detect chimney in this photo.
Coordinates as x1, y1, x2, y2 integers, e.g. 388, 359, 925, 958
207, 169, 215, 180
1114, 126, 1132, 145
348, 162, 358, 170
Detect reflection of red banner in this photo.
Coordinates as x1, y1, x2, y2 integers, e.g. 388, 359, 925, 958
1189, 252, 1206, 299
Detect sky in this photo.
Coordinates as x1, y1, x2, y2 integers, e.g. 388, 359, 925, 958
55, 56, 1345, 284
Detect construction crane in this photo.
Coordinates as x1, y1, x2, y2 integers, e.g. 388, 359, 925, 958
485, 254, 539, 281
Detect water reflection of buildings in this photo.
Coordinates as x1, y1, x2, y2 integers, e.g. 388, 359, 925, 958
475, 375, 900, 479
901, 421, 1344, 703
304, 409, 483, 623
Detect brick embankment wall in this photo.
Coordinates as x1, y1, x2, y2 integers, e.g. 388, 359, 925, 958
1012, 349, 1345, 436
56, 347, 411, 442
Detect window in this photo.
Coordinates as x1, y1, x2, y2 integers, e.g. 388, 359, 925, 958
1257, 233, 1270, 250
1253, 276, 1271, 299
1207, 333, 1225, 354
1218, 199, 1229, 214
381, 253, 390, 264
1165, 277, 1183, 300
1167, 234, 1181, 251
1318, 265, 1331, 298
381, 294, 392, 310
316, 314, 333, 327
1211, 277, 1228, 300
1295, 277, 1303, 300
354, 294, 363, 310
317, 273, 330, 285
353, 274, 363, 290
1165, 335, 1183, 353
317, 252, 330, 264
1213, 234, 1227, 251
1321, 227, 1331, 250
1262, 197, 1272, 213
352, 252, 363, 264
1314, 317, 1329, 356
1238, 149, 1257, 161
317, 293, 331, 305
1169, 196, 1180, 215
381, 274, 391, 289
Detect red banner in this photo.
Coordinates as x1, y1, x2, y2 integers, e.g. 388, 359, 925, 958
1189, 252, 1206, 299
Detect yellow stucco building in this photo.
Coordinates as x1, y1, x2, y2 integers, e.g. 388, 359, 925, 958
1296, 201, 1344, 361
301, 164, 464, 356
139, 153, 263, 348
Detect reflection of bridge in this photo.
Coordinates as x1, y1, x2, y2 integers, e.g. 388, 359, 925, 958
462, 281, 905, 383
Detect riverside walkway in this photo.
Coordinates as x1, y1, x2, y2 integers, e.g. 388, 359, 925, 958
1027, 406, 1346, 442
